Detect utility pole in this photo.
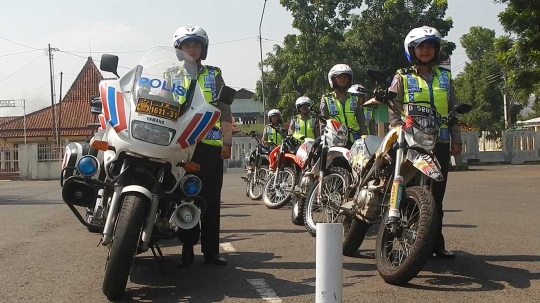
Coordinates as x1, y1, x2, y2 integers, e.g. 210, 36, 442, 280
47, 44, 59, 145
58, 72, 63, 146
259, 0, 268, 125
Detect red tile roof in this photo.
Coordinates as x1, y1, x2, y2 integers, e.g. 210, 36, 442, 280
0, 57, 103, 139
0, 116, 19, 125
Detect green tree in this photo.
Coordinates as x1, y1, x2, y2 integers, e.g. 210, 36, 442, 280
254, 0, 361, 120
254, 0, 455, 120
453, 26, 508, 138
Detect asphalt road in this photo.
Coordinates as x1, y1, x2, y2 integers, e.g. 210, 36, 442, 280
0, 165, 539, 303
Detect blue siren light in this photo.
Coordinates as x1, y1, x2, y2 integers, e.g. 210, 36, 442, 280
76, 155, 99, 177
181, 175, 202, 196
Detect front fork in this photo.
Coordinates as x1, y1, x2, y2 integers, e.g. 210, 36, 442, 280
272, 148, 284, 188
387, 129, 405, 233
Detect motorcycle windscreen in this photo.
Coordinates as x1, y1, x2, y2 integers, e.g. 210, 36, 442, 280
406, 149, 444, 182
133, 46, 198, 119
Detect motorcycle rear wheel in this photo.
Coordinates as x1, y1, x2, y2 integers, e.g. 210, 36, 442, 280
102, 194, 147, 300
375, 186, 437, 285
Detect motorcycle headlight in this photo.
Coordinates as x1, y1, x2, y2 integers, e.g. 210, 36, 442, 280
412, 127, 436, 147
332, 134, 348, 147
131, 120, 176, 146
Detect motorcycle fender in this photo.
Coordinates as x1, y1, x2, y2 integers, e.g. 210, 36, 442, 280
406, 149, 444, 182
120, 186, 158, 247
310, 147, 350, 176
325, 147, 351, 169
121, 185, 152, 201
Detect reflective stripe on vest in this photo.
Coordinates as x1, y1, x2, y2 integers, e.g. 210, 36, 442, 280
400, 66, 451, 142
324, 93, 360, 142
293, 115, 315, 141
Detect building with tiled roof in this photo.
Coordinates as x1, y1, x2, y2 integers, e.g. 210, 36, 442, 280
0, 57, 102, 147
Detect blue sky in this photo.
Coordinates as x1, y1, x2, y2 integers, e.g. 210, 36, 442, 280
0, 0, 505, 117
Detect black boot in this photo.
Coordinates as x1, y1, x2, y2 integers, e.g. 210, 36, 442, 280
204, 253, 227, 266
177, 245, 195, 268
432, 236, 455, 259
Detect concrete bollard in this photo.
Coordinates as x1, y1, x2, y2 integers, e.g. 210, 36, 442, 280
316, 223, 343, 303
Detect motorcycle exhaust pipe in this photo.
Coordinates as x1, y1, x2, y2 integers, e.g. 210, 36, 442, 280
61, 178, 97, 208
170, 202, 201, 230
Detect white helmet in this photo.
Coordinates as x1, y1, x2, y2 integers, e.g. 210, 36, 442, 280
328, 64, 353, 88
295, 96, 312, 109
404, 26, 442, 64
172, 24, 209, 60
267, 109, 281, 119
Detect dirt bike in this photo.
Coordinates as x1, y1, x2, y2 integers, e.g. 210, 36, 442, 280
339, 68, 472, 285
288, 107, 353, 237
241, 130, 271, 200
262, 125, 303, 209
60, 46, 235, 300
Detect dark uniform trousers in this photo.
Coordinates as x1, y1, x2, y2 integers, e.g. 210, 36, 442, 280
179, 141, 223, 255
432, 142, 451, 250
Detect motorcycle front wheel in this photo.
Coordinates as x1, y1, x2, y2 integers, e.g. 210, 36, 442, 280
375, 186, 438, 285
102, 194, 147, 300
262, 167, 296, 209
303, 167, 350, 237
248, 165, 269, 200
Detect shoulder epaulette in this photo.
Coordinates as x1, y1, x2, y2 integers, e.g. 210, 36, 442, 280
397, 67, 414, 75
205, 65, 221, 73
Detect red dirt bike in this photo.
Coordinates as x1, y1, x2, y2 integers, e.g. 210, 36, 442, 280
262, 125, 304, 209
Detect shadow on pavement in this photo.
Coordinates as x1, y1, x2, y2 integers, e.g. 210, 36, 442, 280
409, 251, 540, 291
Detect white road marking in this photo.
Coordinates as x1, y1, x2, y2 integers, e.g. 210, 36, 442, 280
246, 278, 282, 303
219, 242, 237, 253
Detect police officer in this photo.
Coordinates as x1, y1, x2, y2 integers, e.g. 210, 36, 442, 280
388, 26, 462, 259
320, 64, 369, 148
173, 24, 231, 267
289, 96, 319, 141
262, 109, 284, 147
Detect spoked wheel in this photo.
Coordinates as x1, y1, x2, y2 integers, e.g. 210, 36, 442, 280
248, 165, 269, 200
303, 167, 351, 237
262, 167, 296, 209
375, 186, 437, 285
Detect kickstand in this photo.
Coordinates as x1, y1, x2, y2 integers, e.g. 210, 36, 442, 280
150, 244, 170, 273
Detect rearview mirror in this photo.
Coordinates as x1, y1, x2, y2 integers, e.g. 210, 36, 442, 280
100, 54, 120, 78
347, 84, 366, 95
367, 68, 386, 83
216, 86, 236, 105
89, 96, 102, 115
454, 103, 472, 114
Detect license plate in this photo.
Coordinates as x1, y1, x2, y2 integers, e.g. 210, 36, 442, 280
135, 98, 180, 121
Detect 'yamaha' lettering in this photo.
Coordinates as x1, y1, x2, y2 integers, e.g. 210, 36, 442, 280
147, 117, 165, 125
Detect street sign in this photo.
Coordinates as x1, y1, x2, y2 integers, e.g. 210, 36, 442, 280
0, 100, 16, 107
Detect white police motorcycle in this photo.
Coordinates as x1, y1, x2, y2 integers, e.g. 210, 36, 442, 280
60, 46, 235, 300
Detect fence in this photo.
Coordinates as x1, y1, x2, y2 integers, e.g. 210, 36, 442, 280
1, 131, 539, 180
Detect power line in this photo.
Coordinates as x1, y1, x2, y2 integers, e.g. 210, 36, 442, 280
58, 50, 133, 70
0, 36, 42, 50
0, 53, 44, 84
0, 49, 45, 58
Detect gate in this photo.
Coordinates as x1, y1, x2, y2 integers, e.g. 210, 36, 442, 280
0, 147, 19, 180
